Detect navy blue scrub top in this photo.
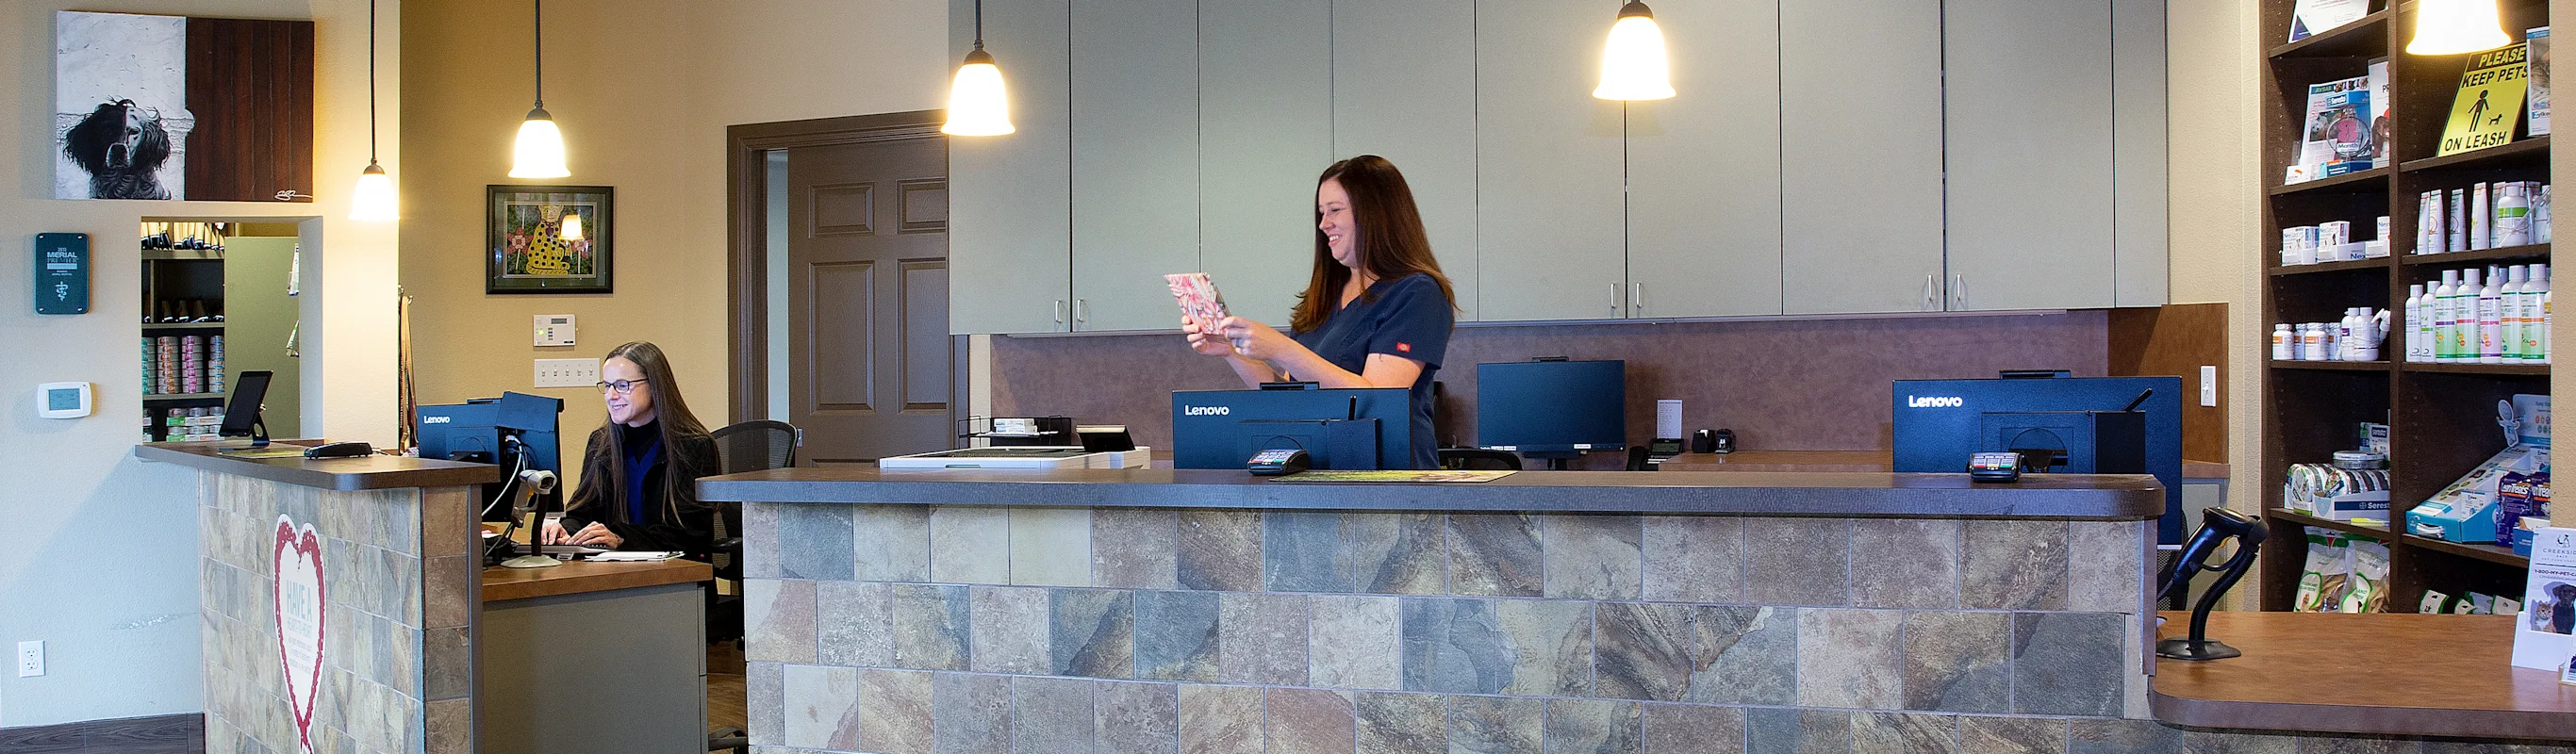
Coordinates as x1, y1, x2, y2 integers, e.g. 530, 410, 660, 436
1288, 272, 1454, 469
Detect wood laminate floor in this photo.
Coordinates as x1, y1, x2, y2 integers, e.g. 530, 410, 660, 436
709, 642, 748, 734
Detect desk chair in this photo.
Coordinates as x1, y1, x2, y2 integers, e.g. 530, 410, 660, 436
706, 420, 797, 754
1438, 448, 1523, 470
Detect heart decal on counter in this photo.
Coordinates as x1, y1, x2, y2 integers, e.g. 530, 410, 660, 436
272, 516, 325, 754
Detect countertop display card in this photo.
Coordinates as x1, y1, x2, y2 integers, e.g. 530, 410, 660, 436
2513, 526, 2576, 670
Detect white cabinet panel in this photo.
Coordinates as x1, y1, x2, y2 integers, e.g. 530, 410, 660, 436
1070, 0, 1197, 331
1780, 0, 1945, 315
1626, 0, 1783, 319
1334, 0, 1479, 321
1475, 0, 1627, 322
2113, 0, 2170, 307
1200, 0, 1332, 328
949, 0, 1072, 334
1943, 0, 2115, 311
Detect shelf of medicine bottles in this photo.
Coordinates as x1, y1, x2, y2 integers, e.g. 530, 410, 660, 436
2401, 533, 2530, 568
2267, 508, 2392, 539
2397, 137, 2550, 172
142, 392, 226, 402
2400, 244, 2552, 267
2268, 360, 2391, 370
2399, 362, 2551, 375
2269, 167, 2390, 196
2269, 257, 2390, 276
2265, 8, 2389, 59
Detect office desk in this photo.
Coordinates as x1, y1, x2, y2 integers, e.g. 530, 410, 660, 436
480, 559, 712, 754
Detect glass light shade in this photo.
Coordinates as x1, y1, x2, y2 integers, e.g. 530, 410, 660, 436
942, 51, 1015, 137
560, 210, 584, 240
348, 163, 398, 221
2407, 0, 2511, 55
509, 108, 570, 178
1593, 9, 1676, 101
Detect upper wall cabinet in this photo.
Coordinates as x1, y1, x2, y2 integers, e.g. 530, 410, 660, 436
1070, 0, 1198, 332
1625, 0, 1784, 320
2110, 0, 2169, 308
1780, 0, 1946, 316
1334, 0, 1480, 321
1475, 0, 1627, 322
1941, 0, 2114, 311
1200, 0, 1332, 327
949, 0, 1072, 335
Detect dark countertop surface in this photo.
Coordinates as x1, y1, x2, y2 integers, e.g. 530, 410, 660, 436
699, 467, 2164, 518
2152, 612, 2576, 740
136, 441, 500, 492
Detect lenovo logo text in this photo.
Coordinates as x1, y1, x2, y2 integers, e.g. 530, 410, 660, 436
1907, 396, 1965, 408
1183, 405, 1230, 416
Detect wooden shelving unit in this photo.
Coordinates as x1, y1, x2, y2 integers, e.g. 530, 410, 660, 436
2257, 0, 2551, 613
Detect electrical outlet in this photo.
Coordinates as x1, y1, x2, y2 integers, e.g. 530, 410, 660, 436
534, 358, 601, 388
17, 641, 41, 678
2200, 366, 2220, 407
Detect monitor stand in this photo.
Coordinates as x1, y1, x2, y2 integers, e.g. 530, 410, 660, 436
1522, 451, 1578, 470
217, 418, 272, 451
497, 430, 561, 569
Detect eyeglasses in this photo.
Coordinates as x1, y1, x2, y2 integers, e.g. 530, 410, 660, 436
596, 378, 650, 395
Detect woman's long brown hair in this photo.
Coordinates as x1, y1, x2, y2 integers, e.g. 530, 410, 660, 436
1289, 156, 1458, 334
587, 341, 712, 525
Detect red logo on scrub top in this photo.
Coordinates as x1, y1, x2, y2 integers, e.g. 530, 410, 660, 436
1396, 342, 1412, 352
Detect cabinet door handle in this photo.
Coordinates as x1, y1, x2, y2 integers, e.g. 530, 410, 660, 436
1074, 298, 1090, 326
1922, 274, 1939, 311
1951, 274, 1966, 309
1054, 299, 1066, 326
1630, 283, 1646, 318
1610, 283, 1625, 317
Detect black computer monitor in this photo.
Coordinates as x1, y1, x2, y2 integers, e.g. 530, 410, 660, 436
417, 392, 564, 520
218, 369, 273, 446
1172, 385, 1414, 470
1476, 359, 1626, 457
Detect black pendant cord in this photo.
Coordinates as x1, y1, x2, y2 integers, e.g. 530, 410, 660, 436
366, 0, 378, 162
972, 0, 985, 52
533, 0, 545, 108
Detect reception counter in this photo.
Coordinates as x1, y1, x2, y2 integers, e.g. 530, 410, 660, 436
705, 467, 2194, 752
138, 442, 493, 754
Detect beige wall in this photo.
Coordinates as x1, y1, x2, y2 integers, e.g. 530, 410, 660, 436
2167, 0, 2264, 514
399, 0, 946, 485
0, 0, 400, 727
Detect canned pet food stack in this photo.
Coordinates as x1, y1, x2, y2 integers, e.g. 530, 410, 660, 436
140, 337, 157, 395
206, 335, 225, 394
154, 336, 179, 395
179, 335, 203, 395
2285, 451, 2392, 521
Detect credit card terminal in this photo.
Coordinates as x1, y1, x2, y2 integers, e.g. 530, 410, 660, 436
1967, 452, 2023, 483
1247, 449, 1310, 476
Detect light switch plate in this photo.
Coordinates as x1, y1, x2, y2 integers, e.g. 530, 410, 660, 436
534, 358, 600, 388
534, 315, 576, 347
2200, 366, 2220, 407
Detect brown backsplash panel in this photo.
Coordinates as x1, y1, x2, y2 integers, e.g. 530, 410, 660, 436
990, 311, 2117, 456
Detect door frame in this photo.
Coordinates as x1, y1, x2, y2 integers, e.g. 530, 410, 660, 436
724, 110, 962, 437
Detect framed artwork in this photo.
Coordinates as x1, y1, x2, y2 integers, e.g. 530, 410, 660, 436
54, 11, 316, 201
487, 186, 614, 294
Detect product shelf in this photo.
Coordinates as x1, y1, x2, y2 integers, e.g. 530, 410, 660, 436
2268, 167, 2392, 196
2398, 244, 2553, 267
2267, 508, 2394, 539
2396, 137, 2551, 172
140, 321, 226, 331
2400, 533, 2530, 568
2269, 257, 2391, 276
142, 392, 226, 402
2400, 362, 2551, 375
2265, 10, 2390, 59
2268, 359, 2392, 371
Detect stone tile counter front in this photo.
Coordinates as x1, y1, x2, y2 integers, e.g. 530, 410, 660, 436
704, 468, 2571, 753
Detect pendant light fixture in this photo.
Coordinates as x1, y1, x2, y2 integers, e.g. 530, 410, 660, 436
347, 0, 397, 221
509, 0, 570, 178
2407, 0, 2512, 55
942, 0, 1015, 136
560, 209, 585, 240
1593, 1, 1676, 101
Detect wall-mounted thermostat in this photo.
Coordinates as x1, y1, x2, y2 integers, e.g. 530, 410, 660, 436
534, 315, 576, 347
38, 382, 91, 418
34, 233, 89, 315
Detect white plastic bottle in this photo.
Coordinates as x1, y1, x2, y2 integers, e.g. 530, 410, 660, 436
2274, 323, 2296, 361
2419, 282, 2442, 361
2339, 308, 2363, 361
2502, 266, 2527, 361
2528, 263, 2551, 363
2436, 270, 2463, 362
2479, 267, 2506, 363
2456, 269, 2485, 362
2403, 285, 2426, 362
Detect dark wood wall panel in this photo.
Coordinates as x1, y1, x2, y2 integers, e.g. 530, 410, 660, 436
0, 713, 201, 754
185, 17, 314, 203
2108, 302, 2230, 463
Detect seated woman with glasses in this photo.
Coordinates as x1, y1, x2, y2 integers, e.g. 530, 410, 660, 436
542, 341, 722, 554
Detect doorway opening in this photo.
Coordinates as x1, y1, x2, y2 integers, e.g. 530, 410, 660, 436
139, 219, 305, 442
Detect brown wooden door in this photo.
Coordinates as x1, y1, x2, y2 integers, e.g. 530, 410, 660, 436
786, 136, 953, 464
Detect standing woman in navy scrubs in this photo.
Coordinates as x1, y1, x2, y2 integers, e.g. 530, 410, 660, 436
1182, 155, 1458, 469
